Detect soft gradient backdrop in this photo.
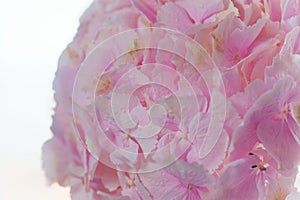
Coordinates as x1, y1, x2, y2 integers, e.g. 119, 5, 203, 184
0, 0, 299, 199
0, 0, 91, 199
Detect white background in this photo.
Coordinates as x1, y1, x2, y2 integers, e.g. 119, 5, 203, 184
0, 0, 299, 200
0, 0, 91, 199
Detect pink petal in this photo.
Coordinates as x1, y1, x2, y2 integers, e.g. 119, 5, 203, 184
93, 162, 120, 192
230, 79, 271, 117
131, 0, 157, 23
157, 2, 194, 32
257, 119, 300, 174
264, 0, 282, 21
215, 158, 259, 200
42, 138, 72, 186
280, 27, 300, 55
231, 0, 264, 25
139, 169, 182, 199
177, 0, 229, 23
167, 160, 215, 187
188, 130, 229, 171
281, 0, 300, 21
199, 92, 226, 159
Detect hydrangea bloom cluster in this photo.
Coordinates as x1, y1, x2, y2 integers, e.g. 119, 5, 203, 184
43, 0, 300, 199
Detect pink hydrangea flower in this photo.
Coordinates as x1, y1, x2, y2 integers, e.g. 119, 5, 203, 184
43, 0, 300, 199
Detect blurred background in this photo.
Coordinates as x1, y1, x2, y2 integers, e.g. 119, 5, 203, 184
0, 0, 299, 200
0, 0, 91, 199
